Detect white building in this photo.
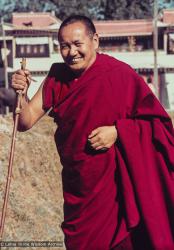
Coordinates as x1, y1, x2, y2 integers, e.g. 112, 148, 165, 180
1, 10, 174, 110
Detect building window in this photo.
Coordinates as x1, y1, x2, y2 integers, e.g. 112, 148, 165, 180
20, 45, 25, 54
168, 33, 174, 54
16, 44, 49, 58
33, 46, 38, 54
26, 45, 31, 54
39, 45, 45, 53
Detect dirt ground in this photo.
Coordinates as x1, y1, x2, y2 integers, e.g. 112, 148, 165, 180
0, 114, 65, 250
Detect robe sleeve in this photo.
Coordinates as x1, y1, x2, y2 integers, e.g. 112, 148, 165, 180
42, 75, 55, 112
42, 74, 62, 119
42, 63, 70, 117
113, 65, 174, 248
114, 65, 174, 173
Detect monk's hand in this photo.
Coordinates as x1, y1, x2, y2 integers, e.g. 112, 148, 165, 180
12, 69, 31, 95
88, 126, 117, 151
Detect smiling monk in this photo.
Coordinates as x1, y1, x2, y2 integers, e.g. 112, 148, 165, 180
12, 15, 174, 250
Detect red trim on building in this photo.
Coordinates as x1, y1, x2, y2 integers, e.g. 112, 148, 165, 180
163, 9, 174, 24
12, 12, 61, 28
94, 19, 153, 37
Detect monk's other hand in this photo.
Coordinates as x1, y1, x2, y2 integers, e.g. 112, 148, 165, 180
88, 126, 117, 150
12, 69, 31, 95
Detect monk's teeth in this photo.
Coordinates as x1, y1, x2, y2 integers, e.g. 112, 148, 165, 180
72, 57, 83, 62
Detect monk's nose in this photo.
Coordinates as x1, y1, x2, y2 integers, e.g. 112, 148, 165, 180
69, 45, 77, 56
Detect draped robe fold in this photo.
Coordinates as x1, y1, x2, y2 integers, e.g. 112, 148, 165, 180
43, 53, 174, 250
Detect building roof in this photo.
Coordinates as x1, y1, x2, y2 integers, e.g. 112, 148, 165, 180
12, 12, 61, 28
10, 11, 174, 36
94, 19, 153, 37
163, 9, 174, 24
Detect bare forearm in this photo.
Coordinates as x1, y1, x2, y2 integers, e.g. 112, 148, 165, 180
14, 95, 33, 131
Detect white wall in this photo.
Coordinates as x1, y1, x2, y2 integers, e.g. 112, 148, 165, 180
165, 73, 174, 111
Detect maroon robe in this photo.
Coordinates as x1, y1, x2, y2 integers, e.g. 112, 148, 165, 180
43, 53, 174, 250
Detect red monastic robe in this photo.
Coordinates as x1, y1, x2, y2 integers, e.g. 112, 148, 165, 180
43, 53, 174, 250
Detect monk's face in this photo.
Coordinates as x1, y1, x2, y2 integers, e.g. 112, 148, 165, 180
58, 21, 99, 75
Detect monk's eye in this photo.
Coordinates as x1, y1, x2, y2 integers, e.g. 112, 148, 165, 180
60, 44, 69, 50
75, 43, 83, 47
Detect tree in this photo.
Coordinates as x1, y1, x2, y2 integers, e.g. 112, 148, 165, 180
126, 0, 153, 19
159, 0, 174, 10
105, 0, 153, 20
105, 0, 128, 20
49, 0, 106, 20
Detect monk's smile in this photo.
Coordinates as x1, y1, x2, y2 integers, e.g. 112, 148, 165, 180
70, 56, 84, 64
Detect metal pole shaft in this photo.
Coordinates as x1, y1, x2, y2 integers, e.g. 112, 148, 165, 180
153, 0, 159, 98
0, 110, 20, 240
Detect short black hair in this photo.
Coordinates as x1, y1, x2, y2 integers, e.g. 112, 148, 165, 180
58, 15, 96, 40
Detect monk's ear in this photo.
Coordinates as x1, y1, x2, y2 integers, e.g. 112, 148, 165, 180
93, 33, 99, 50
